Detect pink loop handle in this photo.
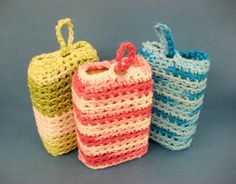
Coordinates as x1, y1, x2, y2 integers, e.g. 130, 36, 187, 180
114, 42, 136, 73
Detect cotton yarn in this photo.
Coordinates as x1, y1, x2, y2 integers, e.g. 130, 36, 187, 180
139, 23, 210, 151
72, 42, 153, 169
28, 18, 99, 156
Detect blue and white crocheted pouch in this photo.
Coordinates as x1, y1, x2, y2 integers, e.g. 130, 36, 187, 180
139, 23, 210, 151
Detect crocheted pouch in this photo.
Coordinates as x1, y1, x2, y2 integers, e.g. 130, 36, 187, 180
139, 23, 210, 151
72, 42, 153, 169
28, 18, 99, 156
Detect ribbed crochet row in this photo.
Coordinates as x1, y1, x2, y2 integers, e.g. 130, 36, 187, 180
28, 18, 99, 156
139, 23, 210, 151
72, 42, 153, 169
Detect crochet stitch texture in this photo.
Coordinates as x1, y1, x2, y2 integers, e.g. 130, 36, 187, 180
139, 23, 210, 151
28, 18, 99, 156
72, 42, 153, 169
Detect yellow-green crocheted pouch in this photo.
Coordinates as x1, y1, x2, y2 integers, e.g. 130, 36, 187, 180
27, 18, 99, 156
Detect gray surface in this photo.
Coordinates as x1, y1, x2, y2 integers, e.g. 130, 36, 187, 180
0, 0, 235, 184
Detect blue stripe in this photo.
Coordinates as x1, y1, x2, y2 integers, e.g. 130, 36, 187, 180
140, 48, 209, 62
152, 74, 205, 100
179, 50, 209, 61
153, 94, 202, 117
164, 64, 208, 82
151, 124, 193, 143
180, 90, 205, 101
152, 74, 167, 83
152, 108, 197, 126
139, 49, 153, 60
139, 49, 208, 82
153, 92, 203, 116
153, 92, 175, 104
189, 105, 202, 116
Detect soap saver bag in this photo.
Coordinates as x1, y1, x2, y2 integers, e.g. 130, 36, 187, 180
28, 18, 99, 156
139, 23, 210, 150
72, 42, 153, 169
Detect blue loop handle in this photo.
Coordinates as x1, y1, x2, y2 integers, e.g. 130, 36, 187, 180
154, 23, 175, 58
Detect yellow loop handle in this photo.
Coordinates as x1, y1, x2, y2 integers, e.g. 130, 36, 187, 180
55, 18, 74, 57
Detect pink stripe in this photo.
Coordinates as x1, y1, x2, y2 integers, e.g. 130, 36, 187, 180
79, 145, 148, 169
77, 127, 150, 147
73, 103, 152, 125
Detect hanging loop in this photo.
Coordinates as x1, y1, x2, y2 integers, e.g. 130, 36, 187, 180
114, 42, 136, 73
55, 18, 74, 57
154, 23, 175, 58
